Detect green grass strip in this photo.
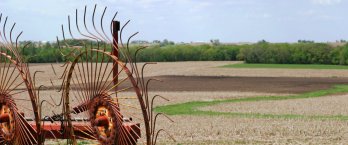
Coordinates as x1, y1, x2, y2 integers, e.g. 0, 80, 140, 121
155, 85, 348, 120
222, 63, 348, 70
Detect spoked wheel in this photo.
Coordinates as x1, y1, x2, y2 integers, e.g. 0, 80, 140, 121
63, 49, 146, 144
0, 52, 39, 145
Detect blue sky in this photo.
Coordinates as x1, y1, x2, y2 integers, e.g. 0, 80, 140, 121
0, 0, 347, 43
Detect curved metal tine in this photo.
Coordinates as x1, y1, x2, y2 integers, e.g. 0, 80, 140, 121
49, 93, 63, 107
67, 15, 76, 41
36, 85, 45, 105
9, 22, 16, 45
19, 41, 31, 61
150, 95, 169, 129
144, 78, 162, 110
120, 23, 139, 78
125, 31, 139, 74
119, 20, 130, 50
100, 7, 112, 42
73, 8, 93, 47
33, 71, 44, 89
126, 32, 139, 52
140, 63, 156, 95
83, 5, 103, 42
60, 25, 72, 52
10, 23, 24, 61
0, 17, 19, 61
71, 7, 103, 58
119, 20, 134, 63
15, 31, 23, 52
133, 47, 143, 84
152, 113, 174, 136
92, 4, 109, 42
1, 16, 9, 42
3, 20, 19, 60
0, 14, 2, 42
74, 6, 99, 42
154, 129, 176, 145
39, 99, 55, 121
133, 46, 148, 84
109, 11, 118, 41
0, 13, 5, 50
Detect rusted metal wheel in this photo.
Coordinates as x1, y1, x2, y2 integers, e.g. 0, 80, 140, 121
58, 5, 174, 144
62, 49, 145, 144
0, 53, 40, 145
0, 14, 42, 145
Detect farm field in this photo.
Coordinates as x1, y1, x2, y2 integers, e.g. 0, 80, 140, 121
224, 63, 348, 69
17, 61, 348, 144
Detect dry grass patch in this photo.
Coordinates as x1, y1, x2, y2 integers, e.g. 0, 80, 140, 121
156, 116, 348, 144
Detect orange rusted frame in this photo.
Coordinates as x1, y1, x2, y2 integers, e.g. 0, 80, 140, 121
28, 121, 140, 140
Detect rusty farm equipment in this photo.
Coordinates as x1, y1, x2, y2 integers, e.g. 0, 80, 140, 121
0, 4, 174, 145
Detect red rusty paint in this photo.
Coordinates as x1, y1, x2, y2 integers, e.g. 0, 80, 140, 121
0, 113, 9, 123
29, 121, 140, 140
95, 115, 109, 127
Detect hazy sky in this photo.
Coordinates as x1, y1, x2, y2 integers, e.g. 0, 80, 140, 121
0, 0, 347, 43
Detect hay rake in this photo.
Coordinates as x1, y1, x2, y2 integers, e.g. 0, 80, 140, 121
0, 4, 174, 145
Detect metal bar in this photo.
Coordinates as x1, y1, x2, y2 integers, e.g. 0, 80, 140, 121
112, 21, 120, 95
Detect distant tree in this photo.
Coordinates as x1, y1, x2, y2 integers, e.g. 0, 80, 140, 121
153, 40, 161, 44
210, 39, 220, 46
160, 39, 174, 46
45, 42, 52, 48
258, 39, 268, 44
298, 40, 314, 43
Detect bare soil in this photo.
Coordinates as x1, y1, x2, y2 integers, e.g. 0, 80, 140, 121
33, 75, 348, 94
146, 75, 348, 94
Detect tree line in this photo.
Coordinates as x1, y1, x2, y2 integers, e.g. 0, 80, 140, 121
12, 40, 348, 65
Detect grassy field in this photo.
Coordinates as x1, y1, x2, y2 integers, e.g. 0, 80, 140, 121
155, 85, 348, 120
223, 63, 348, 69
